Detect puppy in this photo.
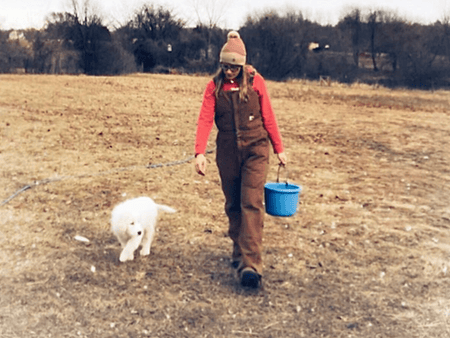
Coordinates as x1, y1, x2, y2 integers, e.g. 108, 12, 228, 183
111, 196, 176, 262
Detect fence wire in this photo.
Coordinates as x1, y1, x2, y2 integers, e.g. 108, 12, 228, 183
1, 149, 214, 207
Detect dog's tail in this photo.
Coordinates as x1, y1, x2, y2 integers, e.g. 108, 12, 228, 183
156, 204, 177, 214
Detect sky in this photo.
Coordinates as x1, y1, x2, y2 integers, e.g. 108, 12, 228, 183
1, 0, 449, 31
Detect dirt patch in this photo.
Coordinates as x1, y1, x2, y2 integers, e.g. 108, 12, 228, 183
1, 74, 450, 337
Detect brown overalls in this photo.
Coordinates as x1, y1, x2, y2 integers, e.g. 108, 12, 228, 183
215, 81, 269, 275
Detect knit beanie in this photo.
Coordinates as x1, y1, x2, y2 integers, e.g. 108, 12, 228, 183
219, 31, 246, 66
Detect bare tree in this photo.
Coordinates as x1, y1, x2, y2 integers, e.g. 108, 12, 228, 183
125, 5, 184, 72
44, 0, 112, 74
189, 0, 233, 61
73, 1, 109, 74
240, 10, 311, 79
341, 9, 362, 68
441, 15, 450, 59
376, 12, 406, 72
128, 5, 184, 41
367, 10, 380, 71
68, 0, 102, 27
189, 0, 231, 28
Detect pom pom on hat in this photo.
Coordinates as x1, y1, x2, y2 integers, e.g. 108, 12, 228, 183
220, 30, 246, 66
227, 31, 241, 39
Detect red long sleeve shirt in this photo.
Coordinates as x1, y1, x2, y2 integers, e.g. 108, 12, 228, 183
195, 73, 284, 155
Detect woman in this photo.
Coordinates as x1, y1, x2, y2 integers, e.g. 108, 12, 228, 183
194, 31, 287, 289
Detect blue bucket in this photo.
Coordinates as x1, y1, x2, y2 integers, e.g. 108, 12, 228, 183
264, 166, 301, 217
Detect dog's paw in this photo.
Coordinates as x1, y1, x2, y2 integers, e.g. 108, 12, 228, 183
119, 253, 134, 262
140, 248, 150, 256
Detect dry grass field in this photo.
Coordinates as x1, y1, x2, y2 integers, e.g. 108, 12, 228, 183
1, 73, 450, 338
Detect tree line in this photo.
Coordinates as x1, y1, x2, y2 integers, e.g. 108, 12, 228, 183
1, 3, 450, 89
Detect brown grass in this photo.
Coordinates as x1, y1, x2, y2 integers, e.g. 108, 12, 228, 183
1, 74, 450, 337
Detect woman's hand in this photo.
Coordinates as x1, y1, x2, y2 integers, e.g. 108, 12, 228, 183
195, 154, 206, 176
277, 152, 287, 166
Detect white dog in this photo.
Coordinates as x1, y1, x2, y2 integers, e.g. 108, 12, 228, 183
111, 196, 176, 262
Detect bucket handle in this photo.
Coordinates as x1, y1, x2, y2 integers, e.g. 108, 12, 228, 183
276, 164, 289, 187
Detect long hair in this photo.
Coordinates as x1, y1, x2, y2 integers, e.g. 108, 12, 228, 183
213, 65, 255, 102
